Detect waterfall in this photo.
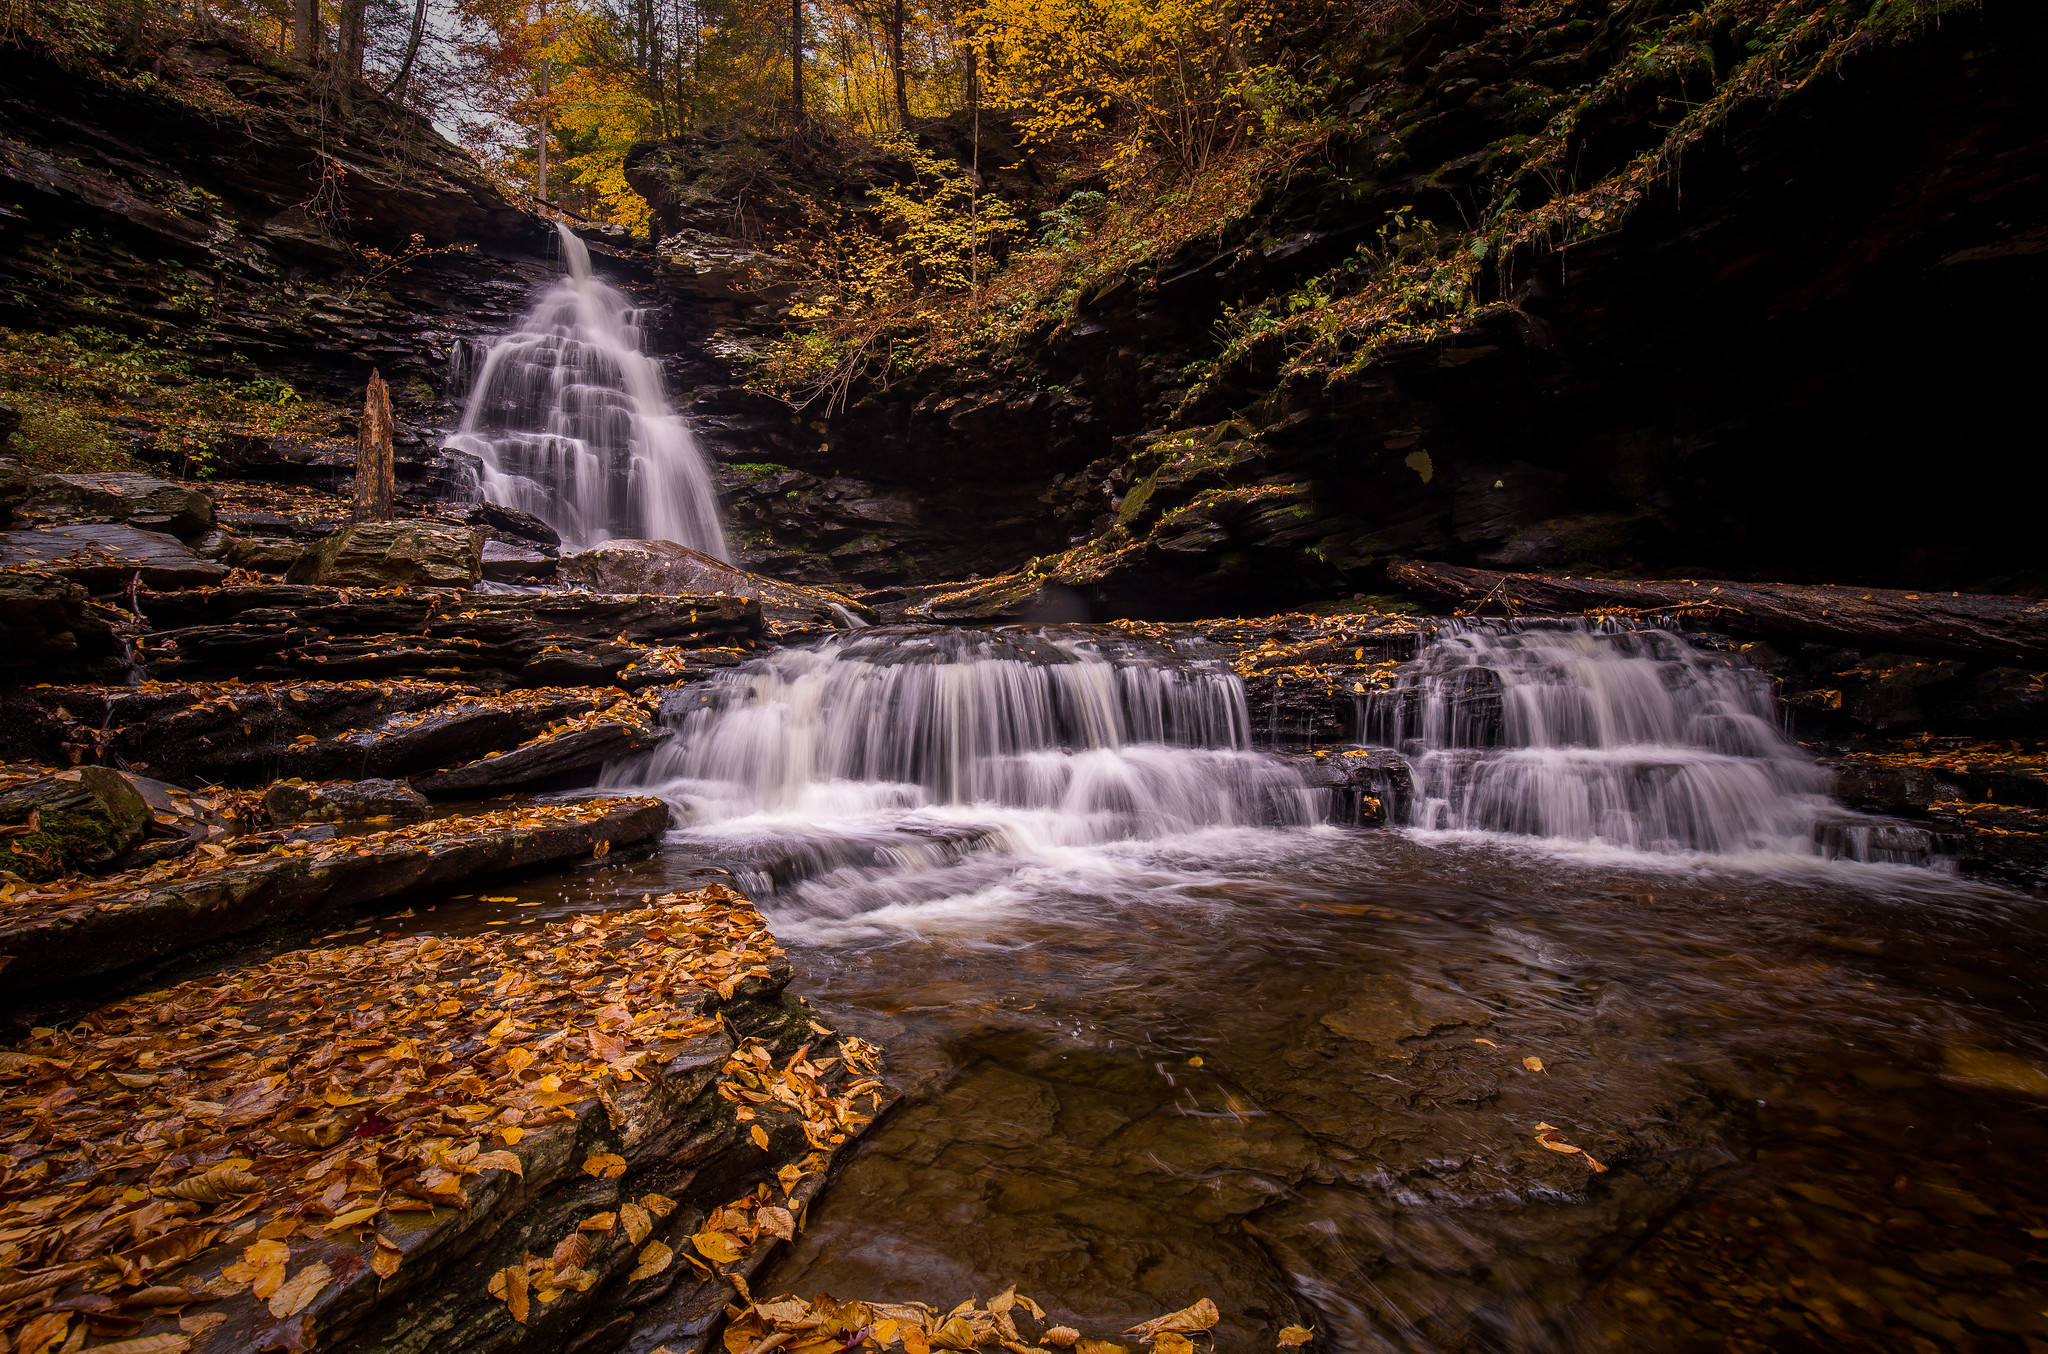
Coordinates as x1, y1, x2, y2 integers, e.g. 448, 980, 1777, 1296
1361, 620, 1928, 861
443, 223, 729, 558
605, 626, 1323, 897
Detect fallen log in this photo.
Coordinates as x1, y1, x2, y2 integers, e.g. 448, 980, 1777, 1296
1386, 560, 2048, 665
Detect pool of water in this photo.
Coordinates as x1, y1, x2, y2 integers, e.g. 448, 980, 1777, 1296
421, 819, 2048, 1354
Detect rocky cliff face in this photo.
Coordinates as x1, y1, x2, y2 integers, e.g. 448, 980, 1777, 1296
0, 31, 560, 414
629, 0, 2048, 611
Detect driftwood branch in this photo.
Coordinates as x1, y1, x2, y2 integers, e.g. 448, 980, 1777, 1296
1387, 559, 2048, 666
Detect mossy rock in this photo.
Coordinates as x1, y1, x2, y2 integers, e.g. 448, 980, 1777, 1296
0, 767, 151, 882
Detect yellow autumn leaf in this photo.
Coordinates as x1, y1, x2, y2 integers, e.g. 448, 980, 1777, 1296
620, 1202, 653, 1245
583, 1152, 627, 1178
1523, 1056, 1545, 1072
267, 1261, 331, 1319
629, 1239, 674, 1282
1276, 1326, 1313, 1347
691, 1229, 743, 1264
750, 1123, 770, 1151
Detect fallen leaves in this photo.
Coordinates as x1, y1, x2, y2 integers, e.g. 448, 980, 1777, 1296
0, 883, 794, 1354
630, 1240, 675, 1282
268, 1262, 333, 1319
1126, 1298, 1219, 1341
1276, 1326, 1313, 1347
1532, 1123, 1608, 1173
1522, 1056, 1545, 1073
721, 1289, 1238, 1354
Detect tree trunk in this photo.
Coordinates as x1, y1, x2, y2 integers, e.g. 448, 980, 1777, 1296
790, 0, 805, 123
291, 0, 320, 62
537, 58, 551, 200
352, 371, 396, 523
1385, 559, 2048, 666
384, 0, 430, 101
336, 0, 367, 78
890, 0, 908, 121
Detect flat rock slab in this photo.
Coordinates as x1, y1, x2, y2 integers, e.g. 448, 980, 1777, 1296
414, 716, 671, 797
0, 523, 228, 590
0, 682, 668, 787
0, 888, 882, 1354
134, 586, 764, 686
18, 470, 215, 538
0, 796, 671, 991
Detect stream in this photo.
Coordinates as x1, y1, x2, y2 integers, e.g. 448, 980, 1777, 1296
403, 620, 2048, 1351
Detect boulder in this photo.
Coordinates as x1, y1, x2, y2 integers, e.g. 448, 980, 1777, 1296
0, 766, 152, 881
561, 538, 876, 627
0, 452, 29, 520
464, 500, 562, 551
19, 470, 215, 538
481, 537, 557, 581
223, 533, 308, 573
0, 569, 103, 669
286, 519, 484, 588
265, 777, 433, 824
0, 522, 229, 590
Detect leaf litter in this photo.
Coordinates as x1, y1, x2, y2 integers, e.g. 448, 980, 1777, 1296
0, 883, 880, 1352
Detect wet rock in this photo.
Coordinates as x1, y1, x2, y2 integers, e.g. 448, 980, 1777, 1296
0, 766, 151, 880
135, 587, 761, 687
0, 796, 671, 991
481, 538, 557, 581
18, 470, 215, 539
413, 719, 671, 797
1319, 974, 1492, 1059
0, 522, 229, 590
1925, 667, 2048, 734
0, 568, 126, 673
561, 539, 874, 628
286, 520, 485, 588
0, 455, 28, 520
1285, 747, 1415, 826
464, 501, 563, 552
265, 777, 432, 824
222, 533, 307, 574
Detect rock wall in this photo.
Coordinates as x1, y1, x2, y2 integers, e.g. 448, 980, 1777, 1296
0, 32, 558, 412
630, 0, 2048, 609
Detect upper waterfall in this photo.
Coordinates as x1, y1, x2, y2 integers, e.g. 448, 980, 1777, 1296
444, 223, 729, 558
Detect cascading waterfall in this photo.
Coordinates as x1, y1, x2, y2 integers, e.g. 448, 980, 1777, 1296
1361, 619, 1931, 861
605, 626, 1323, 902
444, 223, 728, 557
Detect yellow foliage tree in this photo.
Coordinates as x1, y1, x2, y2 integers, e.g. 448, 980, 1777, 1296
969, 0, 1276, 178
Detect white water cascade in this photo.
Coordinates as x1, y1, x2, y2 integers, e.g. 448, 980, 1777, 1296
444, 223, 729, 557
1361, 620, 1925, 861
605, 627, 1323, 902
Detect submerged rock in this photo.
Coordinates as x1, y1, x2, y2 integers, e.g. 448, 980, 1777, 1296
287, 520, 485, 588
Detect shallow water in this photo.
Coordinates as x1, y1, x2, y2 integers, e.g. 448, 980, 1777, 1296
431, 622, 2048, 1351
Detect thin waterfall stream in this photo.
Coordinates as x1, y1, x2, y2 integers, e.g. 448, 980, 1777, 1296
410, 622, 2041, 1350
